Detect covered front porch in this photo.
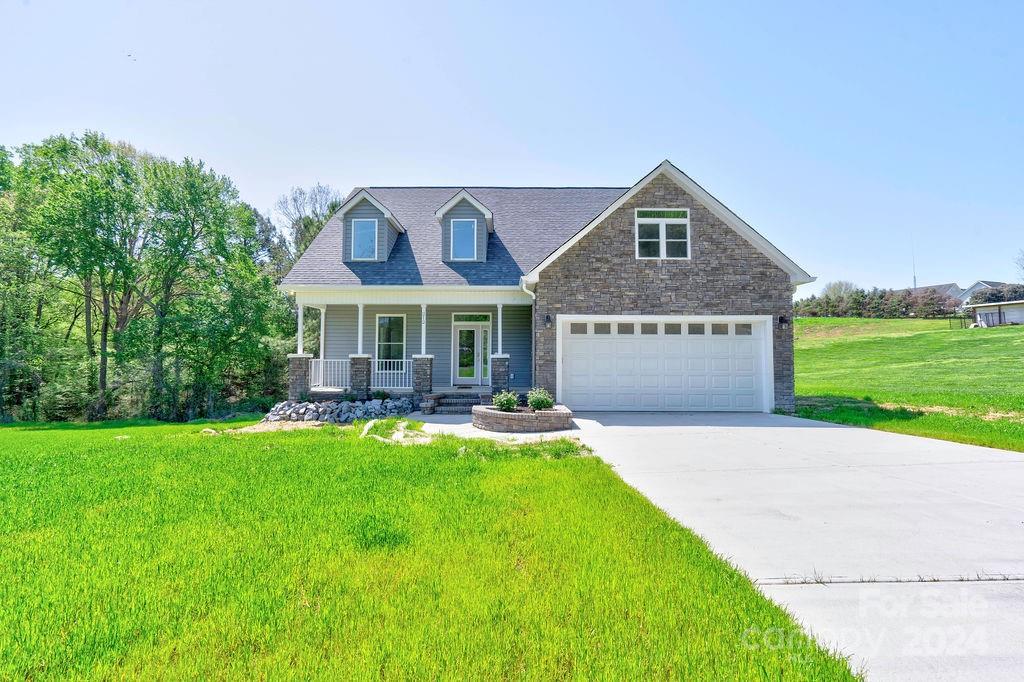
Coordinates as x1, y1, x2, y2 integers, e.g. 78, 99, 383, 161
285, 286, 533, 400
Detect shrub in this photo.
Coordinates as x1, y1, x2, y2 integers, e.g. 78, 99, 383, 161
371, 390, 390, 400
338, 392, 357, 402
492, 390, 519, 412
527, 387, 555, 410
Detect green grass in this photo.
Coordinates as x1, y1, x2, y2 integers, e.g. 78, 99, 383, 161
0, 420, 853, 679
796, 317, 1024, 450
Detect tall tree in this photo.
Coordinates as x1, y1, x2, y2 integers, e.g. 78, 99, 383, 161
141, 157, 239, 418
19, 133, 147, 416
274, 183, 341, 260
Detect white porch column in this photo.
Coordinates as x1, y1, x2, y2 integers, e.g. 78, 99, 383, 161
420, 304, 427, 355
496, 303, 504, 355
357, 303, 364, 355
296, 302, 304, 355
318, 306, 326, 358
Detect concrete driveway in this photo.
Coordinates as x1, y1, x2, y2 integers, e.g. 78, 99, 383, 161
572, 412, 1024, 681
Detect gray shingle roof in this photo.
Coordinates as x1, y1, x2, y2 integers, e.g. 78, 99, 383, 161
281, 187, 627, 287
894, 283, 963, 298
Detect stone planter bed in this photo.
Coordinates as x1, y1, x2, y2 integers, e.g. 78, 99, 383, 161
471, 404, 574, 433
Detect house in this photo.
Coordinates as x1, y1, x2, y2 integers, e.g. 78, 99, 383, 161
279, 160, 813, 413
894, 283, 964, 300
959, 280, 1008, 303
892, 281, 1008, 304
966, 299, 1024, 327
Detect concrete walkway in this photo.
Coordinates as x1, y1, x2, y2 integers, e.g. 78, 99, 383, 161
568, 412, 1024, 681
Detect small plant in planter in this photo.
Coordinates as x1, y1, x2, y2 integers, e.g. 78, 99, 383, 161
526, 387, 554, 410
492, 390, 520, 412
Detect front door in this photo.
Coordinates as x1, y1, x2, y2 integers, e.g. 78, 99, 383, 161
452, 324, 490, 385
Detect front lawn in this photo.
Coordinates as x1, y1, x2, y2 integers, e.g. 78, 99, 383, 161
796, 317, 1024, 451
0, 420, 852, 679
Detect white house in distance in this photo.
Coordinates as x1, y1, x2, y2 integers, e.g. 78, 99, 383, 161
894, 280, 1007, 304
967, 300, 1024, 327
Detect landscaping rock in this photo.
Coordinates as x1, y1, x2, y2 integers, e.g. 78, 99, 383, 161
262, 397, 414, 423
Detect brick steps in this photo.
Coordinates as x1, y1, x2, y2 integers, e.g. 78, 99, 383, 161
420, 391, 492, 415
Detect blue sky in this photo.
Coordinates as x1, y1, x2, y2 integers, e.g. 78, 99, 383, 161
3, 0, 1022, 295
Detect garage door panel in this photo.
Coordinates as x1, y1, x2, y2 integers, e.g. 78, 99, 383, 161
561, 318, 767, 412
711, 357, 732, 372
711, 375, 731, 389
734, 357, 754, 372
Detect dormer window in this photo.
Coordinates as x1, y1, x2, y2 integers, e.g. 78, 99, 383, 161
450, 219, 477, 261
352, 218, 377, 261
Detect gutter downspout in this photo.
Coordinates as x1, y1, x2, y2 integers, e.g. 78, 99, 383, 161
520, 276, 537, 389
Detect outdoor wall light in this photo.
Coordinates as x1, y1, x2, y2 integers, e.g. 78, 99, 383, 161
544, 314, 553, 329
778, 315, 790, 329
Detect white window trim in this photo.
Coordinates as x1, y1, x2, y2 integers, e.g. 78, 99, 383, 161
374, 313, 406, 360
634, 208, 690, 260
449, 218, 478, 261
450, 312, 492, 385
351, 218, 378, 261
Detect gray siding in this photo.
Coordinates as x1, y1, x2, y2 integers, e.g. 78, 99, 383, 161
440, 199, 488, 263
323, 303, 532, 387
342, 199, 400, 262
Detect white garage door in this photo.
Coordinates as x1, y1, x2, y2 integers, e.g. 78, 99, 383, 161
559, 317, 771, 412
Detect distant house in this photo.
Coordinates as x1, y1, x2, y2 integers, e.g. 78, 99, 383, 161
966, 299, 1024, 327
959, 280, 1008, 302
894, 283, 964, 300
893, 280, 1008, 304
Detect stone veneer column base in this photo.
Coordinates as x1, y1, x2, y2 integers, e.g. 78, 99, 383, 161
287, 353, 313, 400
490, 354, 510, 394
349, 354, 371, 400
412, 354, 433, 403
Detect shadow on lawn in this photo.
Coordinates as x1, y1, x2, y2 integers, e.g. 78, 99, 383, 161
4, 413, 263, 432
796, 395, 927, 428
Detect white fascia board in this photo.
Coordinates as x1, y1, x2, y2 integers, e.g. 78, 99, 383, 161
281, 284, 533, 306
434, 189, 493, 232
335, 189, 405, 233
523, 160, 814, 286
965, 299, 1024, 309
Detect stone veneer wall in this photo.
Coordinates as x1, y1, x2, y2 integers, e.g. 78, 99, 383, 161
532, 173, 796, 412
287, 353, 312, 400
412, 355, 433, 401
490, 355, 510, 394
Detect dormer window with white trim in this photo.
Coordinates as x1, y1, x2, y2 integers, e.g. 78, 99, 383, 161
352, 218, 378, 260
450, 218, 477, 261
635, 208, 689, 259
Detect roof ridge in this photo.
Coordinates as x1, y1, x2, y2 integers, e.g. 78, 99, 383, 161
363, 185, 630, 190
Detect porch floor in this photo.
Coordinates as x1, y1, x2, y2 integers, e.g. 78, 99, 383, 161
430, 385, 530, 394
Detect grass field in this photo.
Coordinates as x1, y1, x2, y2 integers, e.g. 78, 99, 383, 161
795, 317, 1024, 451
0, 420, 853, 679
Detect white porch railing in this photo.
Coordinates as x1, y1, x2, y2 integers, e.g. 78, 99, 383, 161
309, 359, 351, 390
372, 359, 412, 391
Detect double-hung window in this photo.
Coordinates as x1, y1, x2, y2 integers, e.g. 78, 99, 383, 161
635, 209, 689, 259
450, 219, 477, 260
351, 218, 377, 260
376, 315, 405, 360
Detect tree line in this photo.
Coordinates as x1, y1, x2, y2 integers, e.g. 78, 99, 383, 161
0, 132, 337, 422
796, 280, 1024, 319
795, 281, 961, 319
